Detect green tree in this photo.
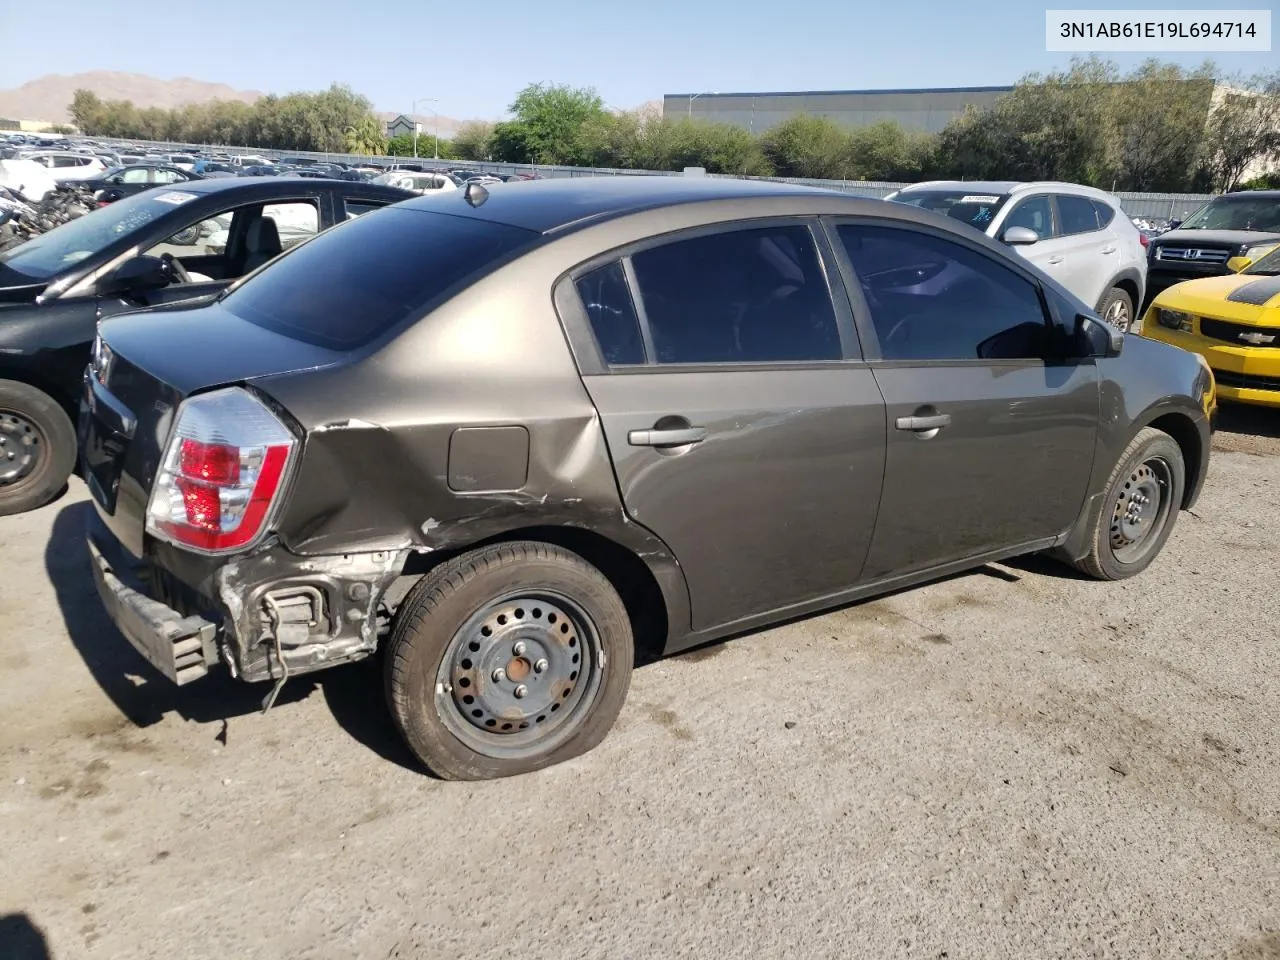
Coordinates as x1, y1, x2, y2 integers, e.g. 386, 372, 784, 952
1203, 71, 1280, 190
1110, 60, 1215, 190
344, 114, 388, 156
507, 83, 607, 165
69, 90, 106, 133
451, 120, 495, 160
847, 120, 934, 181
489, 120, 535, 163
759, 114, 853, 179
386, 133, 454, 158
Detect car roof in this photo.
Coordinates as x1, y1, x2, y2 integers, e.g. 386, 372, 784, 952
1222, 190, 1280, 199
397, 175, 850, 233
897, 180, 1120, 202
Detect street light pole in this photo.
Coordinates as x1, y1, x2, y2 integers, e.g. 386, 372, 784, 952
412, 96, 438, 160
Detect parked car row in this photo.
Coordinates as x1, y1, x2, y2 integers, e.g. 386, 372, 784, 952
0, 169, 1216, 781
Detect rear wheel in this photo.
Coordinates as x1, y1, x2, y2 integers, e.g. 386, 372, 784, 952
1070, 427, 1184, 581
1097, 286, 1135, 332
0, 380, 75, 517
385, 542, 634, 780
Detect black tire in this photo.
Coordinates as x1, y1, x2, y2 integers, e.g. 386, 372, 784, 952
1097, 286, 1135, 332
1070, 427, 1185, 581
385, 541, 634, 780
0, 380, 75, 517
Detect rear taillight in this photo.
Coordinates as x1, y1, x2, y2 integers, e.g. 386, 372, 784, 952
1139, 233, 1150, 249
146, 387, 297, 554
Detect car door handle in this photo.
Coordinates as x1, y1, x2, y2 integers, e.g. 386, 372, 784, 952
1100, 246, 1117, 254
895, 414, 952, 432
628, 426, 707, 447
1047, 256, 1065, 265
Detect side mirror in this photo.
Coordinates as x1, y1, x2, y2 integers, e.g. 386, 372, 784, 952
1075, 313, 1124, 359
1168, 219, 1182, 230
99, 255, 172, 297
1002, 225, 1040, 245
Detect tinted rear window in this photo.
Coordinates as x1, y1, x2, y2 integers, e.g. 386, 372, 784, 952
220, 208, 537, 350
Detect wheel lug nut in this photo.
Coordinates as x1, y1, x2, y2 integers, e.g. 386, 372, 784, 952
514, 684, 528, 699
492, 668, 507, 683
513, 641, 527, 656
534, 658, 548, 674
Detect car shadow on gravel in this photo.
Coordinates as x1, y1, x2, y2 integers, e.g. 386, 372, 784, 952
1215, 402, 1280, 439
48, 500, 424, 770
0, 914, 50, 960
46, 502, 318, 729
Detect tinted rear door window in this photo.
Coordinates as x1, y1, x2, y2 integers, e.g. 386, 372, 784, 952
1057, 195, 1101, 235
220, 208, 537, 350
575, 261, 645, 365
629, 224, 841, 363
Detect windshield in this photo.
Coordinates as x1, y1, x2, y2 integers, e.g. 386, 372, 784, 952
889, 191, 1010, 231
0, 189, 192, 281
1179, 197, 1280, 232
1245, 245, 1280, 276
220, 207, 538, 350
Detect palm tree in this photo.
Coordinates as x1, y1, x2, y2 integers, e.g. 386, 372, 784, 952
344, 115, 388, 156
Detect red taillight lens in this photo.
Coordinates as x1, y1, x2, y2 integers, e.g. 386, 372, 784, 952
146, 388, 296, 554
1139, 233, 1150, 249
180, 439, 241, 485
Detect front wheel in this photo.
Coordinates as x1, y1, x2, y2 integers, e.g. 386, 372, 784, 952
0, 380, 76, 517
385, 542, 634, 780
1070, 427, 1185, 581
1097, 286, 1135, 333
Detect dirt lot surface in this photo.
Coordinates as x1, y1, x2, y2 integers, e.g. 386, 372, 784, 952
2, 408, 1278, 960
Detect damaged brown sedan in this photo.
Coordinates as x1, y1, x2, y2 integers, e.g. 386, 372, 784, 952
79, 176, 1215, 779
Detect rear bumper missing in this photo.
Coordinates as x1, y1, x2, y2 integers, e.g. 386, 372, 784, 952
87, 523, 217, 686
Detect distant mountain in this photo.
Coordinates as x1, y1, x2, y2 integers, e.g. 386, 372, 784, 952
0, 72, 264, 124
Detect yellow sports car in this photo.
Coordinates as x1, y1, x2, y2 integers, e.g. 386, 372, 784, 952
1140, 244, 1280, 408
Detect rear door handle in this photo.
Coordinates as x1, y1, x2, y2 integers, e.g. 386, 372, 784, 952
895, 414, 952, 432
1047, 256, 1065, 265
628, 426, 707, 447
1101, 246, 1117, 254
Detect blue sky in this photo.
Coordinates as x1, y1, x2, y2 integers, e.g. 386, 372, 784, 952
1, 0, 1275, 119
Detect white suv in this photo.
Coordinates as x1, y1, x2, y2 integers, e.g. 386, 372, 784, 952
886, 181, 1148, 331
19, 151, 108, 182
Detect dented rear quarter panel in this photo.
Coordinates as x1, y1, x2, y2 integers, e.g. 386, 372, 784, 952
249, 223, 697, 645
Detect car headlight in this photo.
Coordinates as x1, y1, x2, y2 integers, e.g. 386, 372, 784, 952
1241, 242, 1279, 263
1156, 308, 1194, 332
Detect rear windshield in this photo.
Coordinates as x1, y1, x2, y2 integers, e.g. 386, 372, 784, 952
219, 207, 538, 350
889, 191, 1010, 231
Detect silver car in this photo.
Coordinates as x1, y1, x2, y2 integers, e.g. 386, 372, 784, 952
887, 181, 1148, 331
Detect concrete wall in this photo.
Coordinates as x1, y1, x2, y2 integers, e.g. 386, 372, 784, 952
663, 86, 1015, 134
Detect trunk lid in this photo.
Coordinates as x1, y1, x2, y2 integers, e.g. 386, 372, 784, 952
80, 302, 343, 556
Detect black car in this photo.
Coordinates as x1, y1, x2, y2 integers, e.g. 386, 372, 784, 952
83, 164, 203, 205
1145, 190, 1280, 306
79, 177, 1213, 780
0, 177, 416, 515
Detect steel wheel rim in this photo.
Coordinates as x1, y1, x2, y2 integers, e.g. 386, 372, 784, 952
0, 409, 45, 489
1110, 456, 1172, 564
1105, 297, 1131, 331
434, 592, 604, 760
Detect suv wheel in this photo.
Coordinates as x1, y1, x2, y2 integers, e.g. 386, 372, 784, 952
385, 541, 634, 780
1070, 427, 1184, 581
0, 380, 76, 517
1097, 287, 1135, 332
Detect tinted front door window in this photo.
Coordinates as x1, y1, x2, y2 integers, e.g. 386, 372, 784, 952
836, 221, 1098, 578
629, 225, 842, 363
1003, 196, 1054, 238
838, 224, 1048, 361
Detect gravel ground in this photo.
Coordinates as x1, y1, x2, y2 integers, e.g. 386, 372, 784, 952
1, 409, 1278, 960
